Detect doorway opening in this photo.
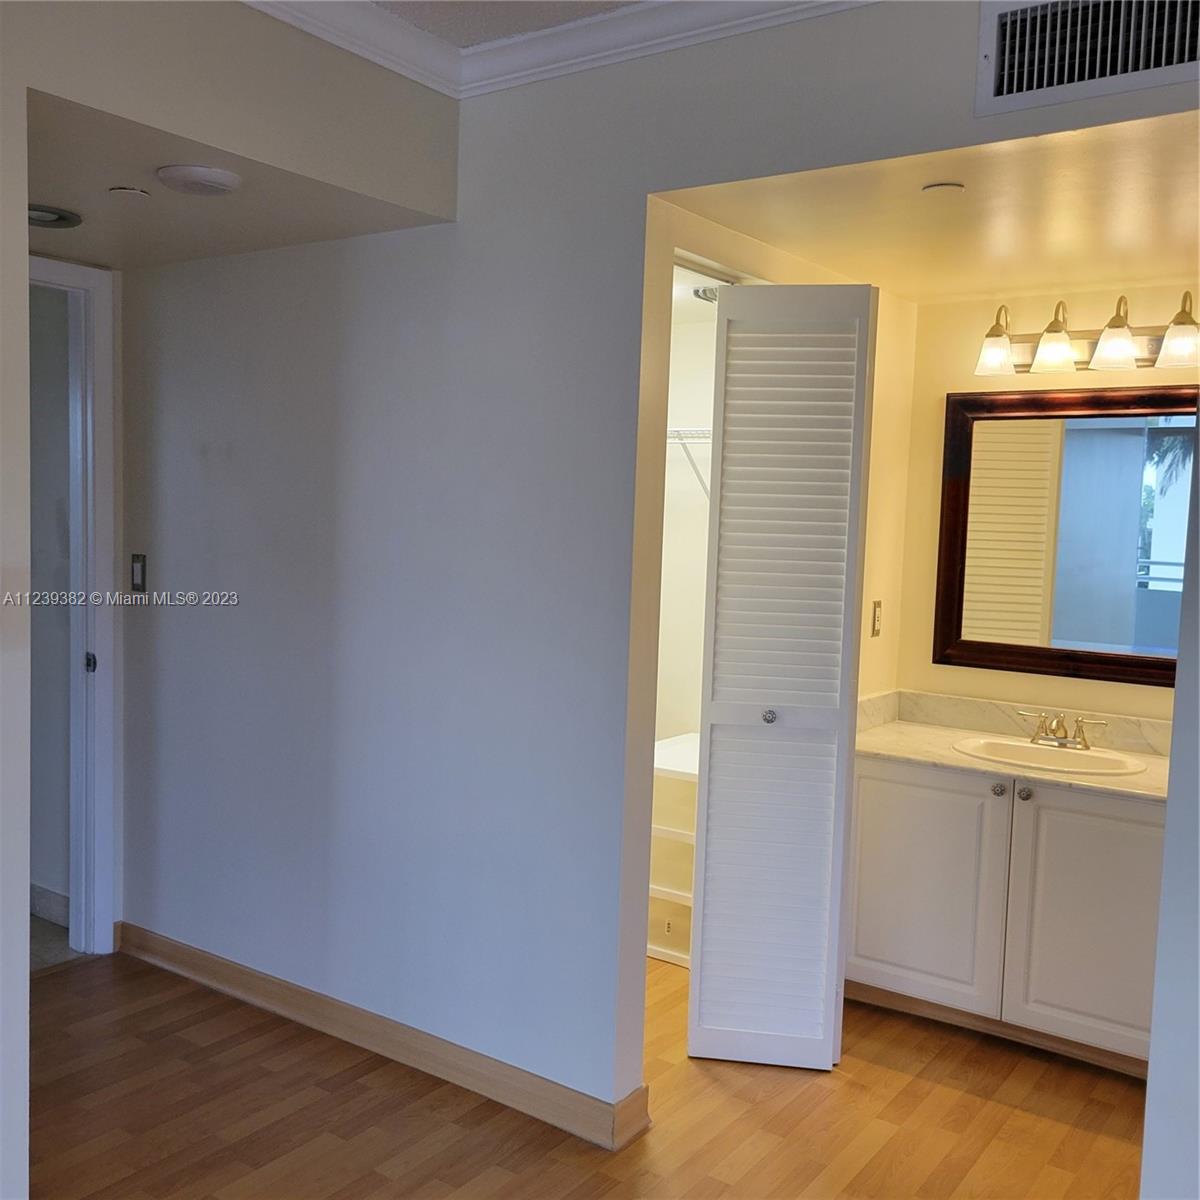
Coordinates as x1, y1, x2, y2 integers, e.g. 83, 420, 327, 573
646, 264, 721, 971
634, 110, 1198, 1192
28, 256, 117, 967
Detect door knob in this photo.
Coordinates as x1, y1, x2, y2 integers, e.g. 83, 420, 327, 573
1017, 786, 1034, 802
991, 782, 1007, 797
761, 709, 778, 725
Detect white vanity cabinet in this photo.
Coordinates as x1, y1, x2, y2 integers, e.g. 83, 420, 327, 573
846, 757, 1164, 1062
1002, 780, 1164, 1059
847, 760, 1012, 1016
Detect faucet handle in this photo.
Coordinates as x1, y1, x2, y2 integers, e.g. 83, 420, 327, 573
1017, 710, 1049, 740
1073, 717, 1108, 750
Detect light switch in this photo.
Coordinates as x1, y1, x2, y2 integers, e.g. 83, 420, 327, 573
871, 600, 882, 638
131, 554, 146, 594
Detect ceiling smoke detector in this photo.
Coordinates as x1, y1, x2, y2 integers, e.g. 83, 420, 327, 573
28, 204, 82, 229
155, 164, 242, 196
921, 181, 966, 194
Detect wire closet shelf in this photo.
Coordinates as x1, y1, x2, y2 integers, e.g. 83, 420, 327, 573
667, 427, 712, 498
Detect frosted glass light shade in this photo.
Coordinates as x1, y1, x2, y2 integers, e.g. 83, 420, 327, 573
1030, 331, 1076, 372
1089, 298, 1136, 370
1155, 291, 1199, 369
1030, 300, 1076, 373
975, 334, 1015, 375
974, 305, 1015, 375
1089, 325, 1137, 370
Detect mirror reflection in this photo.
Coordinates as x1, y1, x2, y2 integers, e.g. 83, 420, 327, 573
961, 414, 1195, 657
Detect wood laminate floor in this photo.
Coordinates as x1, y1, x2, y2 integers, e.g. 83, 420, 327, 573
31, 954, 1144, 1199
31, 916, 85, 972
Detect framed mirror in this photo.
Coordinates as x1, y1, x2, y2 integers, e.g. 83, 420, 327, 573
933, 385, 1198, 687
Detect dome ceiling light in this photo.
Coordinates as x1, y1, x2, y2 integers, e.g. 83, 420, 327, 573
155, 164, 242, 196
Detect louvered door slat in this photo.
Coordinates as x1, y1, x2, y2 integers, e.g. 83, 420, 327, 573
689, 285, 877, 1070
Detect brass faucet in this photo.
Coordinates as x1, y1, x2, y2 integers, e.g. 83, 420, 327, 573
1071, 716, 1109, 750
1017, 710, 1108, 750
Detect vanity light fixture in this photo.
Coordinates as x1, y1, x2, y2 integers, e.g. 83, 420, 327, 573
1029, 301, 1076, 373
973, 305, 1015, 375
1089, 295, 1137, 370
975, 295, 1199, 374
1155, 291, 1199, 369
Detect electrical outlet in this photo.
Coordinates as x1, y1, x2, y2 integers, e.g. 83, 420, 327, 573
664, 919, 673, 936
871, 600, 882, 638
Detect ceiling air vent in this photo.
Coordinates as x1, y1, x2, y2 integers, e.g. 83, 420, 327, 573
976, 0, 1199, 115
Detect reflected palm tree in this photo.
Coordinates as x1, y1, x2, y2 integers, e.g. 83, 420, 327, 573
1150, 430, 1195, 494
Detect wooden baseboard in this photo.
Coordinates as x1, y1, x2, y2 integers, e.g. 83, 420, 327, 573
117, 923, 650, 1149
844, 980, 1148, 1079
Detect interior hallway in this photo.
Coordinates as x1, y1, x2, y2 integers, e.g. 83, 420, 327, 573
30, 955, 1144, 1198
30, 916, 82, 973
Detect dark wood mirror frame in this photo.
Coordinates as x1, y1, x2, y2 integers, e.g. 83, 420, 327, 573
933, 385, 1198, 688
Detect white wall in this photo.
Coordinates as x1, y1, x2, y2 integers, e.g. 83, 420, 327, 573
1141, 463, 1199, 1199
40, 6, 1200, 1160
28, 285, 71, 903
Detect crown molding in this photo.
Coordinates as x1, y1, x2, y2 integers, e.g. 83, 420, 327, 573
245, 1, 872, 100
244, 1, 462, 96
457, 1, 872, 97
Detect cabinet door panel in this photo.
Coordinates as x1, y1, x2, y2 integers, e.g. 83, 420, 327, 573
1003, 782, 1164, 1058
847, 760, 1012, 1016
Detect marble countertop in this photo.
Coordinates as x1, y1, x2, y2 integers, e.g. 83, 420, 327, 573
856, 720, 1170, 802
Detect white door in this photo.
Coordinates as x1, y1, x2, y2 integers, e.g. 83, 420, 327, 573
688, 284, 877, 1068
1002, 779, 1164, 1059
846, 760, 1012, 1017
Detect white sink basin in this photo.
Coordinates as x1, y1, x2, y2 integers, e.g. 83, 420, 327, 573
953, 736, 1147, 777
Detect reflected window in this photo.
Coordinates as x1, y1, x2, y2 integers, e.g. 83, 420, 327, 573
1051, 416, 1194, 656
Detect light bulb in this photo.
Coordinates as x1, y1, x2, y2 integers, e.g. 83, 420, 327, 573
1030, 300, 1076, 373
1089, 296, 1137, 370
1155, 291, 1199, 369
974, 305, 1015, 376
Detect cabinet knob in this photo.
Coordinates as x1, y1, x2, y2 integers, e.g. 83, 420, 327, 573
761, 709, 778, 725
1017, 786, 1034, 802
991, 782, 1007, 797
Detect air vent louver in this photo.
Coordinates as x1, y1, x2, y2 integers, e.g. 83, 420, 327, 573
977, 0, 1198, 114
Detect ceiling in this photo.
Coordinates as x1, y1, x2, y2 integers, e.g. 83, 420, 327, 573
27, 92, 436, 271
374, 1, 633, 48
661, 112, 1200, 302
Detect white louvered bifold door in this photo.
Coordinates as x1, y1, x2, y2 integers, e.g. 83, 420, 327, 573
688, 285, 878, 1069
